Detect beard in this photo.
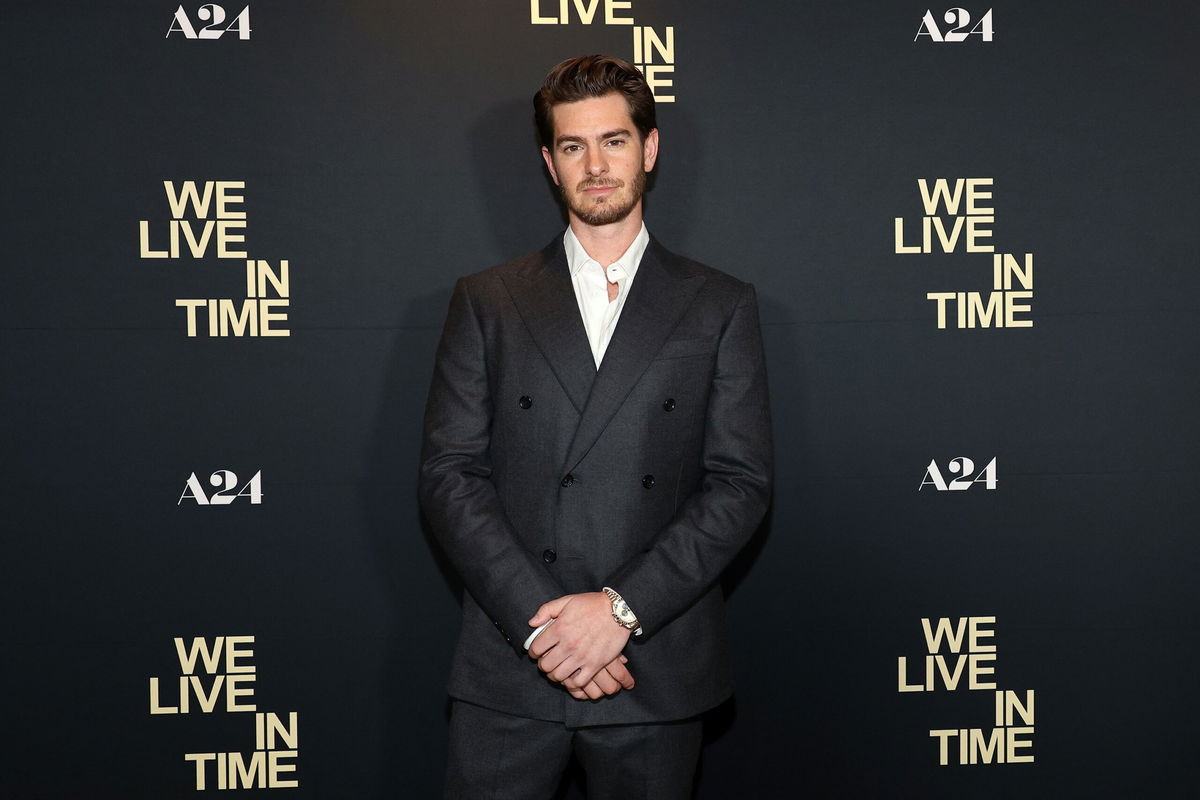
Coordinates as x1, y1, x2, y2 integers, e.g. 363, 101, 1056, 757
561, 169, 647, 226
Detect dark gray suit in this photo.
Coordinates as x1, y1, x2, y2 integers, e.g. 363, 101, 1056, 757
420, 234, 772, 729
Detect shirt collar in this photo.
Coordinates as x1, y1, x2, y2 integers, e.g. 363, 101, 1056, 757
563, 222, 650, 279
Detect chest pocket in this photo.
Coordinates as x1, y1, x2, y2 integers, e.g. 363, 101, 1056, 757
653, 335, 718, 361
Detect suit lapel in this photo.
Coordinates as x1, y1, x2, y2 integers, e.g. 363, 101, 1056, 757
500, 238, 596, 415
563, 239, 706, 471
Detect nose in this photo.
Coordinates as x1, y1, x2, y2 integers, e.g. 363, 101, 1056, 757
584, 147, 607, 176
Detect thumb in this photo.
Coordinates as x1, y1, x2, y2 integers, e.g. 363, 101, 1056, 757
529, 595, 571, 626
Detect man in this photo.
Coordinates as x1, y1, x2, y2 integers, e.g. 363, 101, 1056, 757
419, 54, 772, 798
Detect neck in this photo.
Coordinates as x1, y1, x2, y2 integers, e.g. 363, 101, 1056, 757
568, 207, 644, 266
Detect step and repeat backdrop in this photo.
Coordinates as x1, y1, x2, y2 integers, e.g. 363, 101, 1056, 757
4, 1, 1197, 797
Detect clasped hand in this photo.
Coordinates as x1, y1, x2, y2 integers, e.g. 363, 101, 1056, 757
528, 592, 634, 700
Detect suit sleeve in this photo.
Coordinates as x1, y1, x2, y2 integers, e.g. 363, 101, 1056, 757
419, 277, 564, 654
606, 281, 773, 638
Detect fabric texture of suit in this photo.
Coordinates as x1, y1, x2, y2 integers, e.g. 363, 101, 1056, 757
419, 234, 772, 728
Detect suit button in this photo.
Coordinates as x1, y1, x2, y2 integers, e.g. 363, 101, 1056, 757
642, 474, 655, 489
663, 398, 676, 412
542, 549, 557, 563
561, 474, 575, 487
518, 395, 532, 409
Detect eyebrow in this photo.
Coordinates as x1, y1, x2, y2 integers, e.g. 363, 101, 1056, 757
555, 128, 633, 146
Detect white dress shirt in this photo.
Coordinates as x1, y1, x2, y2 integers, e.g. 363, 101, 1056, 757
563, 223, 650, 368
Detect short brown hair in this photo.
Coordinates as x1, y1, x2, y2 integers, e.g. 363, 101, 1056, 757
533, 55, 657, 149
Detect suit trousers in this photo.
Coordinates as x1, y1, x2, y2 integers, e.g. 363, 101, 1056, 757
445, 700, 704, 800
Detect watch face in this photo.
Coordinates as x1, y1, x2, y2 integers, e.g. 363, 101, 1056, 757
614, 599, 635, 624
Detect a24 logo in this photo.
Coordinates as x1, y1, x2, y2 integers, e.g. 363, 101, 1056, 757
167, 4, 251, 40
179, 469, 263, 505
915, 8, 993, 42
920, 457, 997, 491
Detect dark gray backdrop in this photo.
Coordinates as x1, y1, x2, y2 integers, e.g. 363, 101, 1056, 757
4, 1, 1197, 796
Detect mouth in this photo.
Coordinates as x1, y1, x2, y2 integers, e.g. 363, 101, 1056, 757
579, 181, 622, 196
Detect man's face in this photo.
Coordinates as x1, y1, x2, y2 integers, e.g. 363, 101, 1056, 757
541, 92, 659, 228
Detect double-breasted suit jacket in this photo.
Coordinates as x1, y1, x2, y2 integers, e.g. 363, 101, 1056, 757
419, 234, 772, 728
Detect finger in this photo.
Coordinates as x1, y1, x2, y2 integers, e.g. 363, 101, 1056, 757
569, 663, 602, 690
528, 631, 559, 659
550, 660, 580, 684
583, 681, 604, 700
523, 619, 555, 654
592, 669, 621, 696
529, 596, 571, 627
605, 661, 635, 690
568, 687, 589, 700
538, 650, 569, 676
528, 624, 564, 659
561, 662, 600, 695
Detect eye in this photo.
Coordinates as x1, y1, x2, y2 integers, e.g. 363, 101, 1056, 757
561, 143, 582, 153
605, 139, 626, 148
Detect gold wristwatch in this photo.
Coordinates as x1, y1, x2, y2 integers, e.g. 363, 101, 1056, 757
602, 587, 640, 632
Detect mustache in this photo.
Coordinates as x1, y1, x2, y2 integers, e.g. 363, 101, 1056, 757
576, 178, 624, 191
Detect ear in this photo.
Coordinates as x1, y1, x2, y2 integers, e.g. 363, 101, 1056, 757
541, 146, 561, 186
642, 128, 660, 173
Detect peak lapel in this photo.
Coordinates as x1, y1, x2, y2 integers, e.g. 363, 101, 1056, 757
500, 239, 595, 415
563, 240, 706, 471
